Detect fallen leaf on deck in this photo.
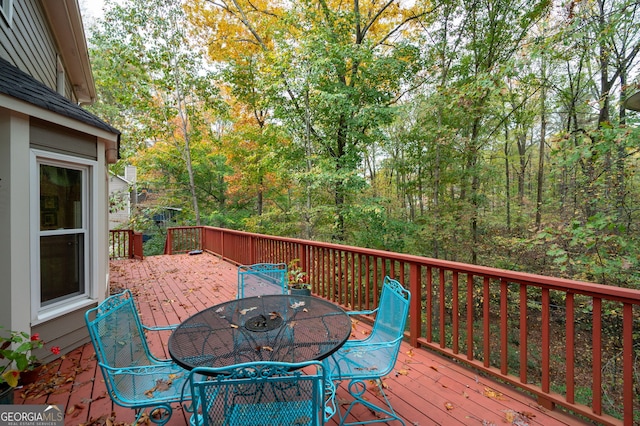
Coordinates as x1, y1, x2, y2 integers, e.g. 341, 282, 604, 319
396, 369, 409, 376
406, 348, 414, 357
429, 365, 438, 371
483, 387, 505, 400
444, 402, 454, 410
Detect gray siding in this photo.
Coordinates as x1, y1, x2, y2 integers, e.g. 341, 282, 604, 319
32, 305, 95, 364
30, 118, 98, 159
0, 0, 58, 92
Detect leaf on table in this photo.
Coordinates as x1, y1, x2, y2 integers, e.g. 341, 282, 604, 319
230, 324, 239, 328
290, 301, 306, 309
215, 307, 224, 313
240, 307, 257, 315
288, 321, 297, 328
269, 311, 282, 320
303, 308, 308, 312
261, 346, 274, 352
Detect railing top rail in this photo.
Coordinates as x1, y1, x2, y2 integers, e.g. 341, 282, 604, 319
182, 226, 640, 303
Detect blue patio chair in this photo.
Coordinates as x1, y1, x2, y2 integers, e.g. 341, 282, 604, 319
186, 360, 331, 426
237, 262, 287, 298
84, 289, 191, 425
323, 276, 410, 426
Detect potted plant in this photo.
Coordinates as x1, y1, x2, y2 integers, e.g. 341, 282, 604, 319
0, 329, 60, 403
287, 259, 311, 296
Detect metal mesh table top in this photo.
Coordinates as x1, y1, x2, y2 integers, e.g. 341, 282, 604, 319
168, 295, 352, 370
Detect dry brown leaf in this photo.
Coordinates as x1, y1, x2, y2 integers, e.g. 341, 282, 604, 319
444, 402, 454, 410
406, 348, 414, 357
483, 387, 505, 400
230, 324, 239, 329
396, 369, 409, 376
154, 378, 172, 392
429, 365, 438, 371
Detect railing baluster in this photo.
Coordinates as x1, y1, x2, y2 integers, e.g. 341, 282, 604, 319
466, 274, 474, 360
566, 293, 575, 404
439, 269, 446, 348
593, 297, 602, 415
519, 283, 527, 383
452, 271, 459, 354
483, 276, 490, 368
622, 303, 633, 423
501, 279, 508, 375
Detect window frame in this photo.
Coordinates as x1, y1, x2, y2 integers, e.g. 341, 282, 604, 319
30, 149, 98, 324
0, 0, 13, 26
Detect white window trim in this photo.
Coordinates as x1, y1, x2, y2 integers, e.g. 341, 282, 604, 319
0, 0, 13, 26
30, 149, 98, 324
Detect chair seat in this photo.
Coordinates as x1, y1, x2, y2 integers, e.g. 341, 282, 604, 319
326, 343, 398, 380
106, 363, 191, 405
229, 400, 314, 425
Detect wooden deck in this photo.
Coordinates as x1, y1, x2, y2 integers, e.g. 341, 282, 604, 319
14, 253, 587, 426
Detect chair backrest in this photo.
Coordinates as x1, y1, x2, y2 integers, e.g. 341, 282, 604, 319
237, 262, 287, 298
369, 276, 410, 345
84, 289, 155, 368
189, 361, 325, 426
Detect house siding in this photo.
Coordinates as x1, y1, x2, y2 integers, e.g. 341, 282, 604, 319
30, 117, 97, 159
109, 175, 131, 229
0, 0, 75, 101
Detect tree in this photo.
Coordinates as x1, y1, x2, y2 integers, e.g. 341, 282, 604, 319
89, 0, 224, 225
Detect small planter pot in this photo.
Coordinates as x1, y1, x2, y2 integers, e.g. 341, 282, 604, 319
19, 364, 44, 386
289, 287, 311, 296
0, 384, 14, 405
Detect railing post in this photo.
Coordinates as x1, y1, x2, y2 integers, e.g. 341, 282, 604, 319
128, 230, 134, 259
249, 235, 256, 264
165, 229, 173, 255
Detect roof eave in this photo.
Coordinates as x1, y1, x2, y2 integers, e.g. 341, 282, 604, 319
40, 0, 96, 105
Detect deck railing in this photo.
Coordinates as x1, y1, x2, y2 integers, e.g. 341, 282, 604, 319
165, 226, 640, 425
109, 229, 143, 260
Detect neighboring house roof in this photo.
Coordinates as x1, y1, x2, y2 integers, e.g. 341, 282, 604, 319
109, 171, 132, 185
0, 57, 120, 138
625, 91, 640, 112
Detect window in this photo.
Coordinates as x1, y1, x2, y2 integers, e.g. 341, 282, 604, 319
31, 151, 95, 321
0, 0, 13, 25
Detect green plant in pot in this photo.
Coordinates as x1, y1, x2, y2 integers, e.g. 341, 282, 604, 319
288, 259, 310, 296
0, 328, 60, 402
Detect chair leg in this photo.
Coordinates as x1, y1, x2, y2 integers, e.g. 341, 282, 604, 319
338, 379, 405, 426
134, 404, 173, 425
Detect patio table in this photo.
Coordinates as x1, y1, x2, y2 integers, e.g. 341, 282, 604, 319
168, 294, 352, 371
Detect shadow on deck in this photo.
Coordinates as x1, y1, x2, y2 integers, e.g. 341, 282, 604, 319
14, 253, 585, 425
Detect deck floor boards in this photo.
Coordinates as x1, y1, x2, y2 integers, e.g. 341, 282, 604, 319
14, 253, 585, 425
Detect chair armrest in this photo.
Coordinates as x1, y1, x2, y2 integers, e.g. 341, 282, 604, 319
142, 323, 179, 332
340, 335, 403, 352
346, 308, 378, 317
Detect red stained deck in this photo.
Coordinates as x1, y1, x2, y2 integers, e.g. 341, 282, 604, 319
14, 254, 586, 425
